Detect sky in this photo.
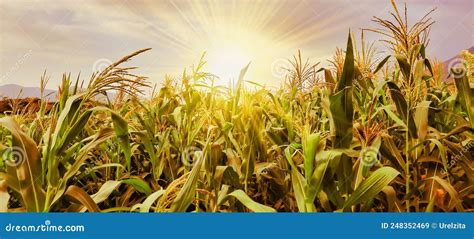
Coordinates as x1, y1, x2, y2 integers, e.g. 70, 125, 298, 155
0, 0, 472, 89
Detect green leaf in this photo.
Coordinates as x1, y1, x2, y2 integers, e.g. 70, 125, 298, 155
453, 72, 474, 127
414, 101, 432, 139
122, 178, 152, 195
387, 82, 418, 138
395, 54, 411, 80
51, 94, 83, 143
426, 139, 448, 176
355, 137, 382, 188
374, 55, 391, 73
306, 150, 342, 209
170, 155, 203, 212
303, 131, 320, 181
0, 117, 45, 212
413, 59, 425, 84
291, 167, 307, 212
111, 111, 132, 171
227, 190, 276, 212
51, 128, 115, 207
337, 32, 355, 92
380, 135, 406, 171
330, 32, 354, 148
381, 105, 407, 128
57, 110, 92, 154
285, 146, 307, 212
343, 167, 400, 210
426, 197, 435, 212
137, 131, 161, 180
329, 90, 353, 147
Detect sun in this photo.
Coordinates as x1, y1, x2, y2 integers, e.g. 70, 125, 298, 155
206, 43, 251, 86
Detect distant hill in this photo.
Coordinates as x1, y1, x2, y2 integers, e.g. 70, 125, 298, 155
0, 84, 57, 101
0, 84, 120, 102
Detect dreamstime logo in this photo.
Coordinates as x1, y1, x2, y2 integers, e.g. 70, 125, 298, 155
92, 58, 112, 73
2, 146, 26, 167
181, 146, 202, 167
5, 219, 85, 232
360, 146, 381, 167
448, 58, 467, 78
271, 58, 291, 79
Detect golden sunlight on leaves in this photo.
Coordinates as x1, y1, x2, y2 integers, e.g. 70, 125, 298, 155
0, 1, 472, 214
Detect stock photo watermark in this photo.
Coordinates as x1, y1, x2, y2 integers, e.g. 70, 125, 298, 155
92, 58, 113, 73
360, 146, 381, 167
447, 57, 468, 78
271, 58, 291, 79
2, 146, 26, 167
181, 146, 202, 167
4, 220, 85, 233
441, 141, 474, 175
0, 49, 33, 83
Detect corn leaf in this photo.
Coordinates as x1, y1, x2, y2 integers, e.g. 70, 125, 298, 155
170, 156, 203, 212
65, 185, 100, 212
131, 190, 165, 212
387, 82, 418, 138
427, 176, 464, 212
111, 111, 132, 171
306, 150, 342, 210
303, 131, 320, 181
374, 55, 391, 74
453, 72, 474, 127
227, 190, 276, 212
91, 180, 122, 204
0, 179, 10, 212
414, 101, 431, 139
122, 178, 152, 195
395, 54, 411, 81
50, 128, 115, 207
343, 167, 400, 210
0, 117, 45, 212
330, 32, 354, 148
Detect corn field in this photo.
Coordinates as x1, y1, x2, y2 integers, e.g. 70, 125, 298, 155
0, 1, 472, 213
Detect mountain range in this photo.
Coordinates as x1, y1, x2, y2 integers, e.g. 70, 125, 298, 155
0, 84, 57, 101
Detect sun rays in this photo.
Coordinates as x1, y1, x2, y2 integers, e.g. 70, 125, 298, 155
133, 0, 352, 85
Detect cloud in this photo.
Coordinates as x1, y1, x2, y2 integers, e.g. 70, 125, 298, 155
0, 0, 472, 87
